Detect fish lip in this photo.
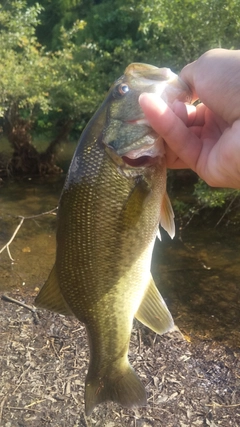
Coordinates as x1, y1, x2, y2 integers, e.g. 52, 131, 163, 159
115, 144, 159, 159
123, 144, 162, 159
116, 134, 165, 160
125, 118, 151, 126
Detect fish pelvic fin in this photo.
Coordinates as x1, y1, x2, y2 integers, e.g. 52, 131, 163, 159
135, 275, 174, 334
160, 192, 175, 239
85, 362, 146, 416
34, 264, 72, 316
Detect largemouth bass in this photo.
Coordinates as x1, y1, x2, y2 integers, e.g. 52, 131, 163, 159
35, 63, 191, 415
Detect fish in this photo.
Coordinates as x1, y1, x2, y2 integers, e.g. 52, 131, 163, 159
35, 63, 192, 415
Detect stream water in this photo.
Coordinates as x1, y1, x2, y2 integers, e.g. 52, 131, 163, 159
0, 169, 239, 349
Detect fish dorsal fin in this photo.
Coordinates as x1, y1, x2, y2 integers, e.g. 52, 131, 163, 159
135, 275, 174, 334
34, 264, 73, 316
160, 192, 175, 239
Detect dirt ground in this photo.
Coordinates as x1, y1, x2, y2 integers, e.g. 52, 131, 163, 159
0, 288, 240, 427
0, 194, 240, 427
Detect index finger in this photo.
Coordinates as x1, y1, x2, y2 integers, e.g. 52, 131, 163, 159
139, 93, 203, 171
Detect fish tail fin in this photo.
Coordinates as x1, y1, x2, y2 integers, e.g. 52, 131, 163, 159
85, 363, 146, 416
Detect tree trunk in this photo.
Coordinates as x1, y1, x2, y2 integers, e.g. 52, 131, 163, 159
3, 106, 72, 176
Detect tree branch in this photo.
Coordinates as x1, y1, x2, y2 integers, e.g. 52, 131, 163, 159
1, 294, 40, 324
0, 208, 57, 261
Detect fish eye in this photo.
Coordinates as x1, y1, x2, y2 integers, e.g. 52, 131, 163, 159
118, 83, 129, 96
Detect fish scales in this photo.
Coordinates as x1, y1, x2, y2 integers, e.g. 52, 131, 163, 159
57, 140, 163, 356
35, 63, 192, 415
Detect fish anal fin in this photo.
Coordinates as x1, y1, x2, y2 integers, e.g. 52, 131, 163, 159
160, 192, 175, 239
85, 362, 146, 416
135, 275, 174, 334
34, 264, 72, 316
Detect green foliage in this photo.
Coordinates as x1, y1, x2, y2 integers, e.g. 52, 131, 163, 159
170, 179, 240, 225
27, 0, 91, 50
172, 199, 190, 217
0, 1, 49, 117
193, 180, 240, 209
0, 0, 107, 174
0, 1, 104, 144
138, 0, 240, 69
1, 0, 240, 181
2, 0, 239, 127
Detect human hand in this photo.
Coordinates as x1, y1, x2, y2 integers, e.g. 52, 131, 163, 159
139, 49, 240, 188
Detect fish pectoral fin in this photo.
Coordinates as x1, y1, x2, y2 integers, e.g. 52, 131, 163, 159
160, 192, 175, 239
121, 178, 151, 228
85, 362, 146, 416
34, 264, 72, 316
135, 275, 174, 334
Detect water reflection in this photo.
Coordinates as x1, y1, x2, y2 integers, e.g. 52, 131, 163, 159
0, 176, 239, 348
0, 175, 64, 292
152, 223, 240, 348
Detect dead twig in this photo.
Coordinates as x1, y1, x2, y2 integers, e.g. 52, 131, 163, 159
0, 396, 8, 424
49, 337, 61, 360
6, 405, 42, 413
1, 294, 39, 324
205, 401, 240, 408
215, 193, 239, 227
0, 207, 57, 261
0, 217, 24, 261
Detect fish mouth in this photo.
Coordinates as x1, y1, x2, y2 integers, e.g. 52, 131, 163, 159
105, 119, 165, 168
118, 116, 164, 167
121, 135, 165, 168
122, 155, 159, 167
